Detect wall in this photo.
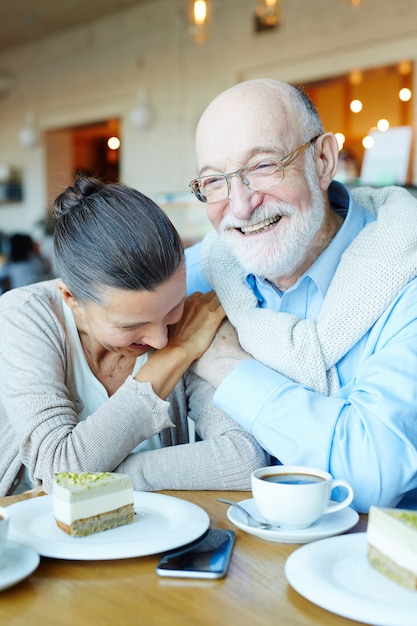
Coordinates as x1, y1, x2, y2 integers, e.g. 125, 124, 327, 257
0, 0, 417, 235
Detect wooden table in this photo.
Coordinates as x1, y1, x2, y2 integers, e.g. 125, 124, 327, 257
0, 490, 367, 626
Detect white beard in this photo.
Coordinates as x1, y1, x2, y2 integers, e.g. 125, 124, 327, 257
218, 166, 326, 281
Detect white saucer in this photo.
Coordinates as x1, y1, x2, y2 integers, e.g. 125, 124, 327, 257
225, 498, 359, 543
0, 542, 40, 591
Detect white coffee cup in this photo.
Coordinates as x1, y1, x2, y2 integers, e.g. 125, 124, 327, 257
251, 465, 354, 529
0, 505, 9, 558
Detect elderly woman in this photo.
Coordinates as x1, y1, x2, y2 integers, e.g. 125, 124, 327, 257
0, 176, 267, 496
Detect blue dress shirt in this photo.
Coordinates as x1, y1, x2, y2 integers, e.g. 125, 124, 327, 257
185, 182, 417, 512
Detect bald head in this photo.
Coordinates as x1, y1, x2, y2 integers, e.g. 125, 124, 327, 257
197, 78, 294, 127
195, 78, 323, 176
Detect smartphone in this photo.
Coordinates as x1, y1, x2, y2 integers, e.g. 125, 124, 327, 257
156, 528, 235, 579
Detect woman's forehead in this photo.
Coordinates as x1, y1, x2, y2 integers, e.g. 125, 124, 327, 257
95, 266, 186, 319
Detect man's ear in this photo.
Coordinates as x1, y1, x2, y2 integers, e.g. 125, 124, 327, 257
314, 132, 339, 191
57, 280, 78, 310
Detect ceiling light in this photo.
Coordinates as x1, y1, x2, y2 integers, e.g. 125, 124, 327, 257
188, 1, 210, 44
255, 0, 281, 31
130, 89, 153, 130
18, 112, 39, 148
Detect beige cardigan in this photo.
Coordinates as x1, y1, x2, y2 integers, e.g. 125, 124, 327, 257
200, 185, 417, 394
0, 280, 268, 496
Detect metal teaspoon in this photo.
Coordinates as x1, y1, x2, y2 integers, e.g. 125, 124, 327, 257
217, 498, 280, 530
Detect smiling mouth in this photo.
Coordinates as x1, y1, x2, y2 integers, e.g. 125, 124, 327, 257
239, 216, 281, 235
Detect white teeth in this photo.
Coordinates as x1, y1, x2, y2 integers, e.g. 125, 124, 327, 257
240, 216, 280, 235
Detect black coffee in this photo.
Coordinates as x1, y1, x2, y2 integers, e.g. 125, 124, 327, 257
260, 473, 324, 485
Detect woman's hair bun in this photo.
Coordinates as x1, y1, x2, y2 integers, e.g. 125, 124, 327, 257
53, 176, 104, 218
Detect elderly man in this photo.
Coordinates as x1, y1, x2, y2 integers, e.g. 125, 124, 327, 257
186, 78, 417, 513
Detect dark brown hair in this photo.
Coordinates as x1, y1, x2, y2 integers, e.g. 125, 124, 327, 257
53, 176, 184, 304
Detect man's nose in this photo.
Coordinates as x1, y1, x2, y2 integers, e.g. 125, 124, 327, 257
228, 176, 261, 220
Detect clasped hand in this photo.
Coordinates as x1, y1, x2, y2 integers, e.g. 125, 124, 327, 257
190, 318, 252, 389
168, 291, 226, 361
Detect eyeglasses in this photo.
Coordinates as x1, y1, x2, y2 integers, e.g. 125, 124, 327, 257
189, 135, 321, 204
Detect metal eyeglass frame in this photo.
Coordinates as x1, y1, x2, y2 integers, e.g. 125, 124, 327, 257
189, 134, 321, 203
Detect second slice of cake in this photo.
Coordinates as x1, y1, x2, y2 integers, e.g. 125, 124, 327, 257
367, 505, 417, 590
53, 472, 134, 537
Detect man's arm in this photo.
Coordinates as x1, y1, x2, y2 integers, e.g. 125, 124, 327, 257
190, 319, 252, 387
195, 283, 417, 513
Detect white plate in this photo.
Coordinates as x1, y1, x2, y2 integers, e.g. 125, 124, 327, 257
8, 492, 209, 560
0, 542, 40, 591
285, 533, 417, 626
226, 498, 359, 543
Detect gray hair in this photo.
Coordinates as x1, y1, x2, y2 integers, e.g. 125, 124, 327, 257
53, 177, 184, 304
290, 84, 325, 141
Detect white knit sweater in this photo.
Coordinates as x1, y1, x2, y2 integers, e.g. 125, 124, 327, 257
200, 186, 417, 395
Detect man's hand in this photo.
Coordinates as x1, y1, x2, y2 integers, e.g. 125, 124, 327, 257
190, 319, 252, 388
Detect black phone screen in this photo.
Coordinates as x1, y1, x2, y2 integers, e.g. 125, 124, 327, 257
156, 528, 235, 579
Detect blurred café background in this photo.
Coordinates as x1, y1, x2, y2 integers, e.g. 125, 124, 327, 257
0, 0, 416, 276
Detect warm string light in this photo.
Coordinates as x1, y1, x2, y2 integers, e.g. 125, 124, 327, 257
349, 80, 412, 149
362, 135, 374, 149
107, 136, 120, 150
311, 61, 413, 173
347, 61, 412, 142
399, 88, 412, 102
350, 99, 363, 113
335, 133, 346, 150
377, 119, 389, 132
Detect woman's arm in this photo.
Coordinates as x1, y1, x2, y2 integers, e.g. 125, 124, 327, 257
0, 288, 173, 493
116, 371, 269, 491
0, 285, 225, 494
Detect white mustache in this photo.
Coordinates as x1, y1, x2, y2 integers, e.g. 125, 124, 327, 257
219, 203, 294, 233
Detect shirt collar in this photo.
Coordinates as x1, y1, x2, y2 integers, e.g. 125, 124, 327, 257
245, 180, 376, 299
